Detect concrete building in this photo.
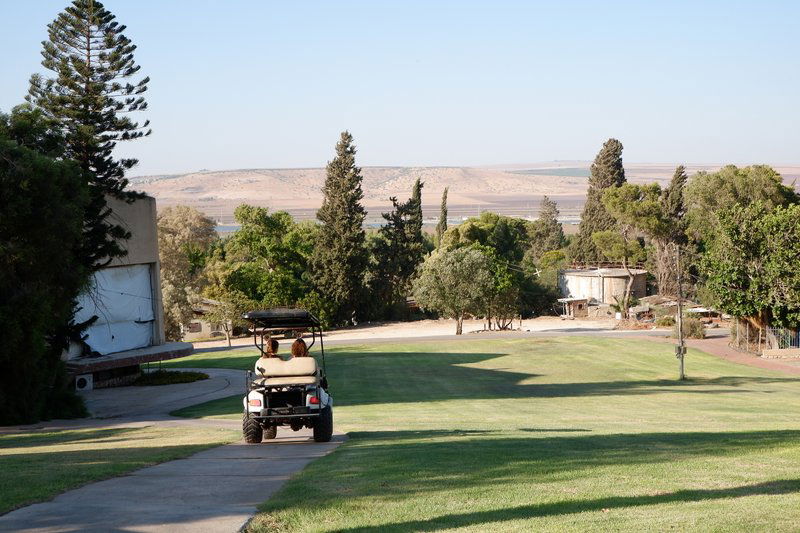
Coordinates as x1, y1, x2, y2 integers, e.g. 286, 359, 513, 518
65, 195, 192, 389
182, 298, 230, 342
559, 268, 648, 305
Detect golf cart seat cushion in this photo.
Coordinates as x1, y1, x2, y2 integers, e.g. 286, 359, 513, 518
255, 356, 318, 377
257, 375, 318, 386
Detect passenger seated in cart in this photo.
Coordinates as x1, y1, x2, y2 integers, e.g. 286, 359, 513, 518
254, 338, 279, 375
291, 338, 309, 357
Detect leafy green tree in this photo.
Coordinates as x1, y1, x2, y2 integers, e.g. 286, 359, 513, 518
442, 211, 558, 317
601, 167, 692, 297
412, 248, 494, 334
571, 139, 626, 264
527, 195, 566, 263
591, 229, 645, 317
436, 187, 448, 244
685, 165, 797, 243
701, 203, 800, 330
473, 245, 519, 329
202, 290, 256, 347
212, 206, 316, 308
442, 212, 528, 263
1, 109, 89, 424
311, 132, 369, 325
157, 206, 218, 340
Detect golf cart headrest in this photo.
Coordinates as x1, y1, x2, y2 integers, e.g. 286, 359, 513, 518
256, 357, 318, 377
242, 308, 321, 329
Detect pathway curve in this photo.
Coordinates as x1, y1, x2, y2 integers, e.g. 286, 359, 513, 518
639, 334, 800, 376
0, 368, 344, 532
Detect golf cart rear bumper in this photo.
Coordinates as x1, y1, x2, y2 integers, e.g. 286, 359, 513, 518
250, 406, 320, 420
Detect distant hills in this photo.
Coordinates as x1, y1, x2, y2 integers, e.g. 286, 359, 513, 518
131, 162, 800, 225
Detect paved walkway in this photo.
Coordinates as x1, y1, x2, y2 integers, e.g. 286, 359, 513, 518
0, 430, 343, 533
0, 368, 344, 532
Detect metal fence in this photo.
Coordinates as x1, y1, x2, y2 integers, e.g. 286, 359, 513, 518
730, 319, 763, 355
731, 319, 800, 355
765, 327, 800, 350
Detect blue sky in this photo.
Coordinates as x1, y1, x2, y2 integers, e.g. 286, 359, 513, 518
2, 1, 799, 175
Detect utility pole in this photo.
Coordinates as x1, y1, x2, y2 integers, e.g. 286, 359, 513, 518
675, 243, 686, 380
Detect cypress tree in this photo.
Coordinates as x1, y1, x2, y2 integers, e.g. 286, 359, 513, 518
662, 165, 688, 244
571, 138, 626, 264
528, 195, 565, 262
370, 180, 426, 318
311, 131, 368, 324
407, 178, 425, 257
436, 187, 449, 245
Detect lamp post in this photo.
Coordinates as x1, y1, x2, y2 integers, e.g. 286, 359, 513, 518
675, 243, 686, 380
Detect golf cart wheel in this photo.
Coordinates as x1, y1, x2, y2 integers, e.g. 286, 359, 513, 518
313, 406, 333, 443
264, 425, 278, 440
243, 416, 263, 444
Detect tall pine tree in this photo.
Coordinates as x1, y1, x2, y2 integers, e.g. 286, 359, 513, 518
311, 131, 369, 325
571, 138, 626, 264
436, 187, 448, 245
28, 0, 151, 271
28, 0, 151, 197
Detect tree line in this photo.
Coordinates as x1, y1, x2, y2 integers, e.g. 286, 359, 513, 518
158, 131, 569, 341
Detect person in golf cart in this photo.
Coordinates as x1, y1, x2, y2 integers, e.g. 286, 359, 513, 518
254, 338, 279, 375
291, 337, 309, 357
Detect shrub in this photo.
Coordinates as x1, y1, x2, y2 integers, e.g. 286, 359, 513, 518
655, 315, 676, 327
135, 370, 209, 386
1, 115, 91, 424
673, 317, 706, 339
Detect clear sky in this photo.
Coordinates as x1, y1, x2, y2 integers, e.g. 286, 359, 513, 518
2, 1, 799, 176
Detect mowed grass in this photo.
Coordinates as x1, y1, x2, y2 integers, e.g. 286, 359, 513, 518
167, 337, 800, 531
0, 425, 237, 514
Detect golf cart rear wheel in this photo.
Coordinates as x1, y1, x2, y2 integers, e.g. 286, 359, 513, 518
243, 416, 263, 444
313, 406, 333, 442
264, 425, 277, 440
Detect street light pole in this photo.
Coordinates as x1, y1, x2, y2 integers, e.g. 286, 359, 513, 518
675, 243, 686, 380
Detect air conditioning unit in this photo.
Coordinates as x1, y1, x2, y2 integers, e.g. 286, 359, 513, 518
75, 374, 93, 392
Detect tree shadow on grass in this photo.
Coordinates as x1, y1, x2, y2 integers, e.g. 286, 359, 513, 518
329, 351, 800, 406
168, 348, 800, 417
0, 427, 142, 449
338, 478, 800, 532
273, 429, 800, 513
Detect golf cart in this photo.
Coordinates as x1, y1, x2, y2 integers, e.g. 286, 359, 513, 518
241, 308, 333, 443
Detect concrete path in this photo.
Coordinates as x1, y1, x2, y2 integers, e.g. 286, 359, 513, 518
0, 429, 343, 533
0, 367, 344, 532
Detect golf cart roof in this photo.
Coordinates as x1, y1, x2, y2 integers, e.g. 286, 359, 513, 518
242, 308, 321, 329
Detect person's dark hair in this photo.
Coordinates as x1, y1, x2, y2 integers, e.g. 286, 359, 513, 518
266, 338, 279, 356
291, 338, 308, 358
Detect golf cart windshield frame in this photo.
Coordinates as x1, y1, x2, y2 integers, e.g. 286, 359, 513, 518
242, 308, 326, 374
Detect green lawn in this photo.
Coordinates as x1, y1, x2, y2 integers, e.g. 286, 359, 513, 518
0, 425, 237, 514
167, 337, 800, 531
